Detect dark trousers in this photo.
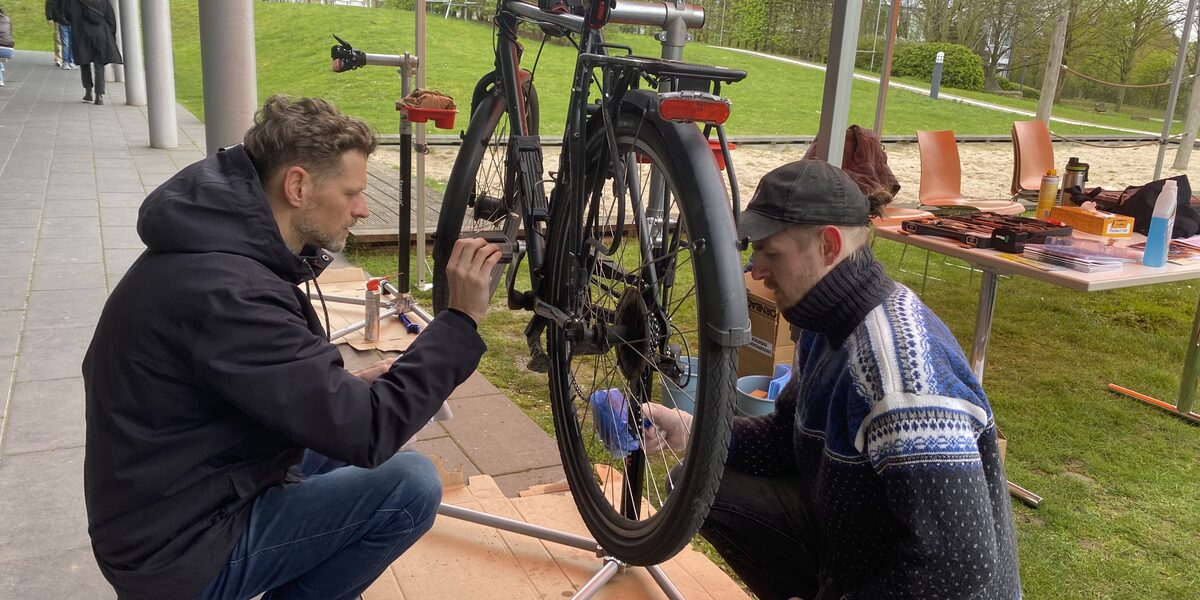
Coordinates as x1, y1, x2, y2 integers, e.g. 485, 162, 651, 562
699, 467, 847, 600
81, 62, 105, 95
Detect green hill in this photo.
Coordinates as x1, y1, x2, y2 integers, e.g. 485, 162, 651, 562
6, 1, 1126, 137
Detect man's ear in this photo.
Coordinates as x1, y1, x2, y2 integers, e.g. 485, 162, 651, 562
819, 225, 844, 266
281, 165, 310, 209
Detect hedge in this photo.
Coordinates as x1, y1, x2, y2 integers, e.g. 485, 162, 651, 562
891, 42, 984, 92
996, 76, 1041, 101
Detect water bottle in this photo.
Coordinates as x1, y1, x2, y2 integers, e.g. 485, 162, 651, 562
1142, 180, 1178, 268
1036, 169, 1060, 220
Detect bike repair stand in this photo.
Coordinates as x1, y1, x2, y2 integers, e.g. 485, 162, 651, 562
327, 29, 690, 600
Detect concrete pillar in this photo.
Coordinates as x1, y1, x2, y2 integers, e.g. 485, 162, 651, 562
120, 0, 146, 105
198, 1, 258, 155
141, 0, 177, 148
815, 0, 863, 167
110, 0, 124, 82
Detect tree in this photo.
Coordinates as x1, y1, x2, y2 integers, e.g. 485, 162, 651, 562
1088, 0, 1180, 112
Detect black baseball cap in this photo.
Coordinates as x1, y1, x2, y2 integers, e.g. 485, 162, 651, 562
737, 159, 870, 242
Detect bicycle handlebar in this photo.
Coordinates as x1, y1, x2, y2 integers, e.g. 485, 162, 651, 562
507, 0, 704, 35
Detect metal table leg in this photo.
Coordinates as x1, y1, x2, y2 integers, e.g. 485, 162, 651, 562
1108, 294, 1200, 425
970, 270, 1043, 508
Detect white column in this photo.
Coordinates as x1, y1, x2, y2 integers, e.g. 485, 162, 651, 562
141, 0, 177, 148
119, 0, 146, 105
198, 0, 258, 155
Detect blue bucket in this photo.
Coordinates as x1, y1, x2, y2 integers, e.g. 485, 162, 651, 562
660, 356, 699, 415
736, 375, 775, 416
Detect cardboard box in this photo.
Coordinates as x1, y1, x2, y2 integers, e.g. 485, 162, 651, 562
738, 273, 795, 377
1049, 205, 1134, 237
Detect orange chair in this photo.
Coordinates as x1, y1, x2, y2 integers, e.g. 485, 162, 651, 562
917, 130, 1025, 215
872, 206, 934, 227
1011, 119, 1055, 199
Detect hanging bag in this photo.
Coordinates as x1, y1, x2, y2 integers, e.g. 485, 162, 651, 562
0, 12, 14, 48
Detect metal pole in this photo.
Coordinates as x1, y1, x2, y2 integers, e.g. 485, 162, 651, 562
416, 0, 429, 289
870, 0, 882, 71
399, 54, 414, 294
718, 0, 725, 46
141, 0, 177, 148
1172, 6, 1200, 170
1175, 294, 1200, 414
873, 0, 901, 136
969, 270, 999, 384
815, 0, 863, 167
198, 1, 257, 155
119, 0, 146, 106
1154, 0, 1198, 180
109, 0, 124, 82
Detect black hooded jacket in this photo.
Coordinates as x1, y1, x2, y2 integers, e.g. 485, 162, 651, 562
81, 145, 485, 598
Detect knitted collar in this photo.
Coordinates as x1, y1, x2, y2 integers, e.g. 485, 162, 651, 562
782, 246, 894, 348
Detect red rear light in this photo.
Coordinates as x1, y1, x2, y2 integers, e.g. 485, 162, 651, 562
658, 91, 732, 125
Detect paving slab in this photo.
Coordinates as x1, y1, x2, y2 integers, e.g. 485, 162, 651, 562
441, 393, 562, 477
39, 217, 101, 241
493, 465, 568, 498
409, 437, 483, 482
15, 325, 94, 383
23, 289, 107, 331
3, 378, 86, 455
42, 200, 99, 218
0, 277, 30, 311
31, 263, 107, 292
0, 310, 22, 356
35, 237, 104, 265
100, 226, 144, 250
0, 545, 115, 600
0, 447, 91, 563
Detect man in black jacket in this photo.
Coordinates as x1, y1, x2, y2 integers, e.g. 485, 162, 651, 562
82, 95, 501, 600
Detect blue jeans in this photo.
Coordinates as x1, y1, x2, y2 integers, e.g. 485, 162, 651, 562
0, 47, 12, 84
58, 25, 73, 65
196, 450, 443, 600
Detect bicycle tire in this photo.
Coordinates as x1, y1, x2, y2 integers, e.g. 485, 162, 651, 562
545, 104, 741, 565
433, 74, 539, 314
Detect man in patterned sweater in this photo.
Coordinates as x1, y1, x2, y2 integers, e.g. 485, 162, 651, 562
644, 160, 1021, 599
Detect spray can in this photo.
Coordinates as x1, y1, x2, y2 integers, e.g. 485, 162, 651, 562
364, 278, 381, 341
1142, 180, 1178, 268
1036, 169, 1060, 220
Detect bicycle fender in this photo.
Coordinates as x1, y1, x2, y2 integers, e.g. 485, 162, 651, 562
617, 91, 750, 348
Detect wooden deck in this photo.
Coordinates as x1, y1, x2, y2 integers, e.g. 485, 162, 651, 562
352, 162, 445, 248
363, 475, 749, 600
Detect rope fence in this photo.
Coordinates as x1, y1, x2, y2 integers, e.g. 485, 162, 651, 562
1050, 130, 1182, 149
1061, 64, 1195, 89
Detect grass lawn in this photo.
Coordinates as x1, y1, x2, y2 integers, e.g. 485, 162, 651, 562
5, 2, 1133, 137
348, 235, 1200, 599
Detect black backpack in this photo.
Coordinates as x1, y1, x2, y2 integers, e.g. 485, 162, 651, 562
1089, 175, 1200, 239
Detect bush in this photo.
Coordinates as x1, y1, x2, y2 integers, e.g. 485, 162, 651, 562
996, 76, 1039, 101
891, 42, 984, 92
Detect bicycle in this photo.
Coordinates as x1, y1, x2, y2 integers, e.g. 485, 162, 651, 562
433, 0, 750, 566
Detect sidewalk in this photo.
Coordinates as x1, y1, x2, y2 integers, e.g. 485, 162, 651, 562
0, 49, 563, 598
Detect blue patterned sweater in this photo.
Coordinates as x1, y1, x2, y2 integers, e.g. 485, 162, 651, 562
727, 248, 1021, 599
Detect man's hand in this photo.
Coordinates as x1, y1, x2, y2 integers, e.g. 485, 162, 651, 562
446, 237, 502, 325
641, 403, 693, 455
352, 357, 396, 383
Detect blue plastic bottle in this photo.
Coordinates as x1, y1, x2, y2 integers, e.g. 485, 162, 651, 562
1142, 180, 1178, 268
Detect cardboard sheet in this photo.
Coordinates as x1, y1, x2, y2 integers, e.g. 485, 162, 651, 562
306, 267, 421, 352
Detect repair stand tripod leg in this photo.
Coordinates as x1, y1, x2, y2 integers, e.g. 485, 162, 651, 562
437, 503, 685, 600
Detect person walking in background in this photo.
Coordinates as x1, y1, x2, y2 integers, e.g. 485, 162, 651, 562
45, 0, 63, 67
0, 6, 13, 87
70, 0, 121, 105
49, 0, 75, 70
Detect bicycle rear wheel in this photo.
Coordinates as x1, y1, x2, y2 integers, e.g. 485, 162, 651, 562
545, 106, 744, 565
433, 74, 538, 313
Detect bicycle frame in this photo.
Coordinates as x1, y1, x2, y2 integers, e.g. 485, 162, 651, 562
486, 0, 743, 316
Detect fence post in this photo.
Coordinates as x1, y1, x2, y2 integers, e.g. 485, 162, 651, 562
1036, 13, 1068, 123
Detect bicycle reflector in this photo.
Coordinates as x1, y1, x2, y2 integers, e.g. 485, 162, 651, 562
658, 91, 732, 125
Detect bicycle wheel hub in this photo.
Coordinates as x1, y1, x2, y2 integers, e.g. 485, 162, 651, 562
614, 288, 654, 382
